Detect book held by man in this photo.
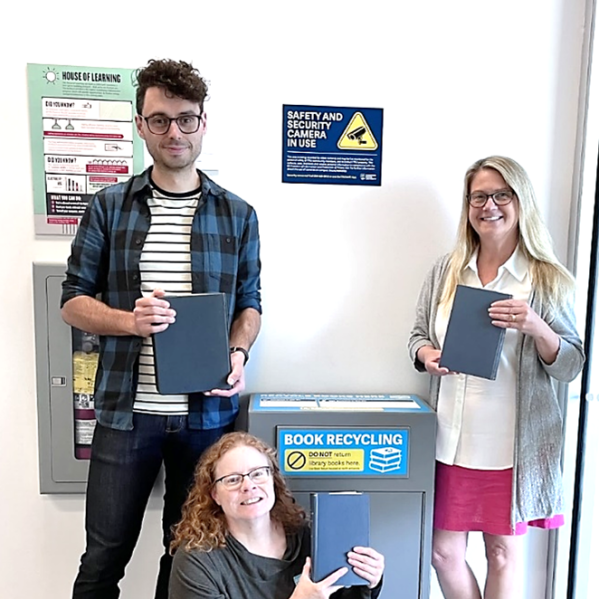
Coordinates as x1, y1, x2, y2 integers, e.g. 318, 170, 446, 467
310, 492, 370, 587
439, 285, 512, 380
152, 293, 230, 394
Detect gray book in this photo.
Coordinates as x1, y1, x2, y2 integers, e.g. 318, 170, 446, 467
152, 293, 231, 394
310, 492, 370, 587
439, 285, 512, 380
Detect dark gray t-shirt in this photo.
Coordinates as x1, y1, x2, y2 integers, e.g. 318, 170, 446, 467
169, 525, 381, 599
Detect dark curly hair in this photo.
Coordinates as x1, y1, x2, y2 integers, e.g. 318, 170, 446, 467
135, 59, 209, 115
170, 432, 307, 553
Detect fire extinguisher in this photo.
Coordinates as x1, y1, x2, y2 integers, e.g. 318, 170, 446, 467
72, 331, 99, 459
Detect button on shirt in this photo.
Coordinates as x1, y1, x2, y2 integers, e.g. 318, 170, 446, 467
435, 248, 531, 469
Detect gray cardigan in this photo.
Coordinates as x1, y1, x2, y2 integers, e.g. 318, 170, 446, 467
408, 254, 584, 528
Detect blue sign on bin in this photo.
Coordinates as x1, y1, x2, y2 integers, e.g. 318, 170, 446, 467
278, 427, 409, 477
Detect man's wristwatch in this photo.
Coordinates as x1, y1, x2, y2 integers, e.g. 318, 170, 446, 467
230, 346, 249, 365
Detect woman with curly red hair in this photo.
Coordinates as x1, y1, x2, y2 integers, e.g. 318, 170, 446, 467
169, 432, 384, 599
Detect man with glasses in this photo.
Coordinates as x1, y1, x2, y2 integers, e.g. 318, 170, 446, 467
61, 59, 262, 599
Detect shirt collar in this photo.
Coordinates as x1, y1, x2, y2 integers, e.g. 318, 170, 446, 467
503, 246, 529, 282
130, 167, 153, 197
466, 246, 529, 282
130, 167, 227, 201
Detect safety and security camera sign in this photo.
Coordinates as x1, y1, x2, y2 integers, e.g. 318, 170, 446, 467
282, 105, 383, 186
277, 427, 408, 477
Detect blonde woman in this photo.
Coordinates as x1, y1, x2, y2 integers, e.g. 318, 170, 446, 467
408, 156, 584, 599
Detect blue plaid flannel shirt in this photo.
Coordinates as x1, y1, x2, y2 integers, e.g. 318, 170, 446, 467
61, 168, 262, 431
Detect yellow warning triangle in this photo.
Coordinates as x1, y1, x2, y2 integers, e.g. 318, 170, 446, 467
337, 112, 378, 150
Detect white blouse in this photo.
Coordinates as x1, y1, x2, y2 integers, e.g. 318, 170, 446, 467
435, 248, 532, 469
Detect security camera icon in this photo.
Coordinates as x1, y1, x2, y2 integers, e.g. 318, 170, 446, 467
347, 126, 368, 145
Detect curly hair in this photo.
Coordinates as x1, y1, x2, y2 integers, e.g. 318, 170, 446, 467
135, 59, 209, 115
170, 432, 307, 554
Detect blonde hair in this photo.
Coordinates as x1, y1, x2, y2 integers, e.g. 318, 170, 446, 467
170, 432, 306, 553
439, 156, 575, 312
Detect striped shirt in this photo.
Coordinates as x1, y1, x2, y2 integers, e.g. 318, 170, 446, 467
133, 186, 200, 415
61, 167, 262, 431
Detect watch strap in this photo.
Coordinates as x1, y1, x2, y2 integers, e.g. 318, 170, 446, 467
230, 346, 249, 365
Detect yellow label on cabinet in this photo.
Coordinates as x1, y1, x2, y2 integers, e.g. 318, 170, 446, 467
73, 351, 99, 395
284, 449, 364, 472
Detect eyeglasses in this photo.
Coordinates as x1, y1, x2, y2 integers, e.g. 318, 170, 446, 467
141, 113, 202, 135
213, 466, 272, 490
468, 189, 515, 208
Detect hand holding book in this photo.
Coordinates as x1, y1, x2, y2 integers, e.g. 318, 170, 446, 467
291, 549, 384, 598
346, 546, 385, 590
417, 346, 452, 377
133, 288, 176, 337
291, 557, 347, 599
488, 298, 561, 365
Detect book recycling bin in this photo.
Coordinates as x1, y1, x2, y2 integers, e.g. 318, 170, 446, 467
248, 393, 436, 599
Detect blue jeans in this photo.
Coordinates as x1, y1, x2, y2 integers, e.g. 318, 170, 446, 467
72, 413, 232, 599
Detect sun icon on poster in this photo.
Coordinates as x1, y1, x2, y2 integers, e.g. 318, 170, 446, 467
43, 68, 59, 84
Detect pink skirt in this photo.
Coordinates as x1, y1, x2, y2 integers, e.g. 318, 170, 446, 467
434, 462, 564, 536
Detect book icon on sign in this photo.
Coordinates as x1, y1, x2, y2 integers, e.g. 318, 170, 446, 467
369, 447, 401, 473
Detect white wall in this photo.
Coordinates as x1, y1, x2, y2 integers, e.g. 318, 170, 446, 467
0, 1, 588, 597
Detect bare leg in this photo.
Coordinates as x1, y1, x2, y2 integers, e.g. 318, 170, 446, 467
432, 529, 482, 599
483, 533, 521, 599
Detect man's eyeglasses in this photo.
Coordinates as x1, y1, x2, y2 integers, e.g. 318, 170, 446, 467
141, 114, 202, 135
468, 189, 515, 208
213, 466, 272, 490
